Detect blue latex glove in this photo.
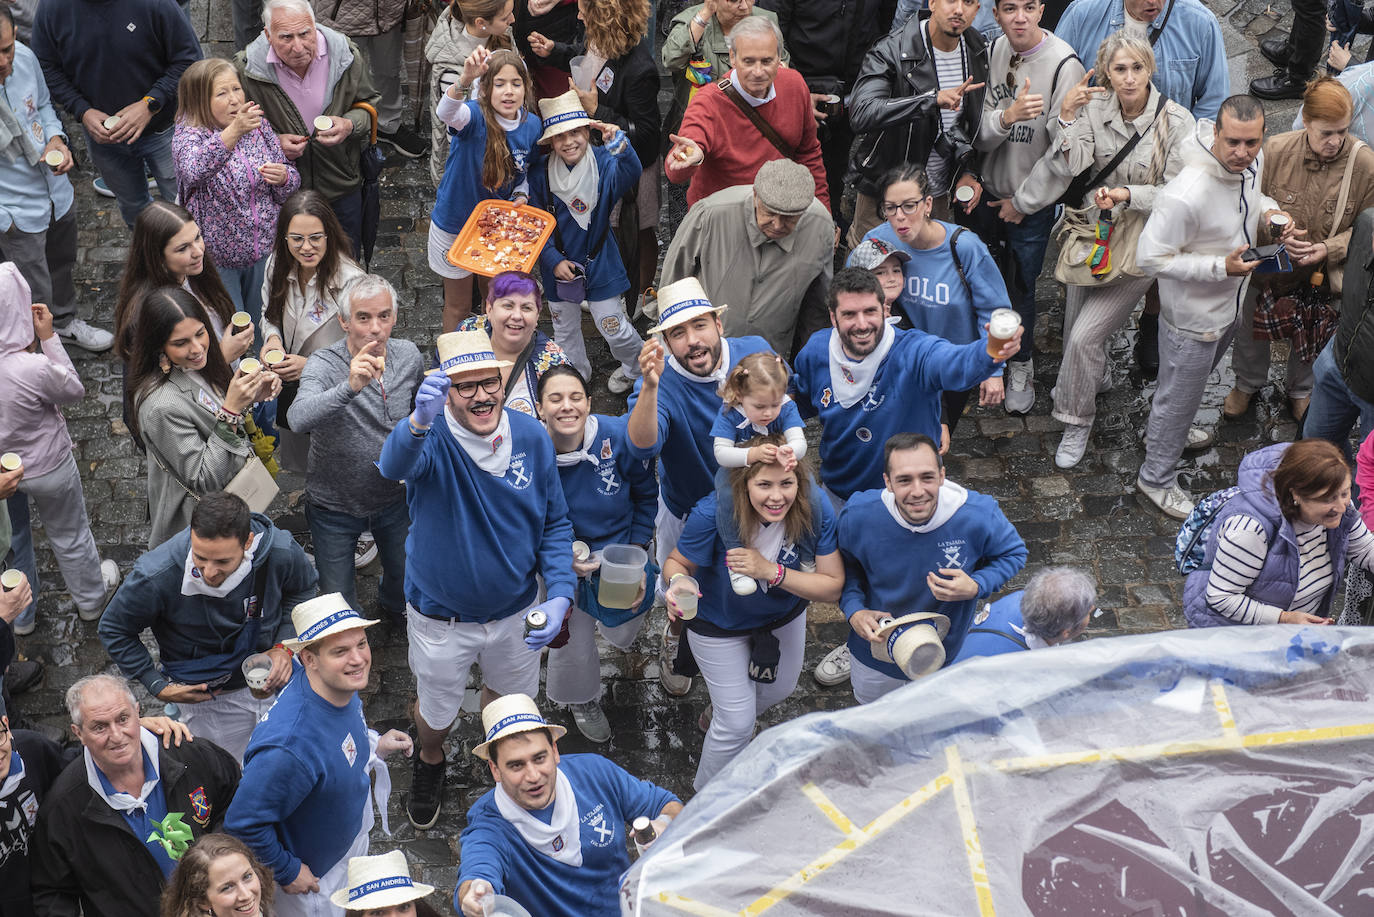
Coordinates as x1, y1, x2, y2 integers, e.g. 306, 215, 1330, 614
525, 596, 571, 650
411, 372, 451, 427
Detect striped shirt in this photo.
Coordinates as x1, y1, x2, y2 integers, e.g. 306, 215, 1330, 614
1205, 513, 1374, 623
925, 34, 967, 194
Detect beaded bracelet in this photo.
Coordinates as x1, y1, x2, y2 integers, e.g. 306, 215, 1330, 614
768, 564, 785, 588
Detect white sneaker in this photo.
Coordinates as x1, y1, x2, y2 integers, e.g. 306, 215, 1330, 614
1136, 475, 1194, 520
56, 318, 115, 352
1183, 426, 1214, 452
1055, 423, 1092, 468
813, 644, 851, 686
78, 559, 121, 621
729, 571, 758, 595
355, 532, 378, 569
659, 620, 692, 696
1097, 360, 1113, 394
1004, 359, 1034, 414
607, 367, 635, 395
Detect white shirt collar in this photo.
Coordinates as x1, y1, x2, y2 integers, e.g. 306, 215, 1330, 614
728, 71, 776, 106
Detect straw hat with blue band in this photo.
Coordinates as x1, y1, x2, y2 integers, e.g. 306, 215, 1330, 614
646, 276, 727, 334
281, 592, 379, 651
537, 90, 591, 144
871, 611, 951, 680
329, 850, 435, 909
435, 329, 513, 378
472, 693, 567, 761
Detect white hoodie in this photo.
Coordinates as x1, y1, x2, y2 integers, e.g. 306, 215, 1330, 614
1137, 119, 1279, 341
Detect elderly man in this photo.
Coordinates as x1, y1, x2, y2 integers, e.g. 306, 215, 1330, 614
455, 694, 682, 917
30, 675, 240, 917
236, 0, 381, 253
846, 0, 990, 248
664, 15, 828, 211
377, 329, 575, 832
98, 492, 318, 763
838, 433, 1027, 703
625, 278, 771, 696
31, 0, 200, 230
661, 158, 833, 355
952, 566, 1099, 661
288, 274, 423, 622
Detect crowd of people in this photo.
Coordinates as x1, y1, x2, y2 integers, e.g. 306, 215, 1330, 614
3, 0, 1374, 913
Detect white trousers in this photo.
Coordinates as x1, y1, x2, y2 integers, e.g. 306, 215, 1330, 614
548, 296, 645, 380
687, 612, 807, 791
850, 655, 908, 705
545, 606, 646, 705
177, 686, 276, 764
407, 603, 542, 731
272, 823, 369, 917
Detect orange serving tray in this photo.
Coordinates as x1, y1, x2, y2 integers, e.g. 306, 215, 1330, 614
446, 200, 555, 277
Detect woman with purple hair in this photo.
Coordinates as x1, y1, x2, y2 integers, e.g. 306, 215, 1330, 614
454, 270, 570, 416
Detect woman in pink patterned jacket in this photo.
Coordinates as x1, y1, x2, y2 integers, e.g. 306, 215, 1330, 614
173, 57, 300, 332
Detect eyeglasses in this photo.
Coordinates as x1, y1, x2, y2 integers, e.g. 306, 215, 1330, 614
1006, 53, 1023, 90
454, 375, 503, 398
286, 232, 327, 249
880, 197, 927, 216
0, 722, 9, 744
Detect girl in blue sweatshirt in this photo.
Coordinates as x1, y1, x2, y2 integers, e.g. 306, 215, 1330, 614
430, 47, 542, 331
709, 353, 809, 596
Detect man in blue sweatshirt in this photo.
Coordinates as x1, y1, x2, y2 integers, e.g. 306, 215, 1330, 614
378, 328, 575, 832
224, 594, 411, 917
793, 267, 1019, 685
839, 432, 1027, 703
625, 277, 771, 697
98, 492, 318, 763
31, 0, 201, 228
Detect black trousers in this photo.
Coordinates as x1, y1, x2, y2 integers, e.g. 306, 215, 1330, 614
1285, 0, 1330, 78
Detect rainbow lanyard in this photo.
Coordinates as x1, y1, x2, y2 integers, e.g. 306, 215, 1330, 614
1087, 210, 1115, 276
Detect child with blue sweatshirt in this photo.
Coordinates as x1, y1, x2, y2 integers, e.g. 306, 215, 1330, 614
710, 352, 808, 595
430, 47, 542, 330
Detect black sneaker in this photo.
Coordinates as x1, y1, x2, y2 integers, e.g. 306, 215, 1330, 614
379, 125, 429, 159
407, 755, 446, 829
4, 659, 43, 695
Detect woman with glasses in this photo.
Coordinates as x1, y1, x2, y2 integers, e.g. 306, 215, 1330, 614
453, 270, 570, 417
260, 191, 365, 469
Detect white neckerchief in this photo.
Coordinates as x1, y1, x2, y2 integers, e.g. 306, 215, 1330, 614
0, 750, 24, 800
1025, 631, 1051, 650
446, 406, 513, 476
85, 727, 160, 814
882, 480, 968, 534
829, 323, 896, 408
735, 412, 770, 437
549, 149, 599, 231
554, 415, 601, 467
494, 767, 583, 866
181, 533, 259, 598
752, 521, 787, 592
667, 338, 732, 388
728, 71, 777, 106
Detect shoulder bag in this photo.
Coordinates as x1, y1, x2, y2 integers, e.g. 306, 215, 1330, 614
717, 77, 796, 158
147, 437, 279, 514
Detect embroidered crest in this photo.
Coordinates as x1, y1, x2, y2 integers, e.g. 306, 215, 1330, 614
569, 197, 589, 214
24, 95, 35, 116
512, 150, 529, 174
595, 66, 615, 93
126, 21, 136, 31
600, 315, 621, 335
974, 604, 990, 625
839, 364, 855, 384
582, 803, 616, 847
856, 427, 872, 443
861, 386, 885, 412
188, 786, 211, 826
940, 540, 966, 569
306, 300, 328, 325
596, 463, 621, 496
491, 433, 503, 454
342, 732, 358, 767
600, 438, 613, 460
552, 835, 564, 852
190, 566, 202, 579
507, 455, 532, 490
21, 789, 39, 825
507, 397, 533, 415
196, 388, 219, 413
820, 387, 832, 408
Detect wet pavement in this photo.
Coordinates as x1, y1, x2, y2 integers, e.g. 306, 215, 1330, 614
3, 0, 1329, 901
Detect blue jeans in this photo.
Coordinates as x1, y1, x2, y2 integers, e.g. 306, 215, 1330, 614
5, 492, 36, 631
84, 125, 176, 228
1002, 205, 1056, 363
218, 255, 269, 333
305, 498, 409, 613
1303, 338, 1374, 461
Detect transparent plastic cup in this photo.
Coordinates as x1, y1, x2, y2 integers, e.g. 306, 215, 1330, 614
241, 652, 274, 700
597, 543, 647, 609
671, 575, 699, 621
481, 895, 532, 917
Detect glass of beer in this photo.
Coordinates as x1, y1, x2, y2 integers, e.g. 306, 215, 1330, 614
986, 308, 1021, 359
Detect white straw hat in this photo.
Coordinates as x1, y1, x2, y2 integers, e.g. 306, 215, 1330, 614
328, 850, 435, 909
646, 277, 726, 334
281, 593, 378, 651
472, 693, 566, 761
871, 612, 951, 680
436, 328, 514, 378
537, 90, 591, 143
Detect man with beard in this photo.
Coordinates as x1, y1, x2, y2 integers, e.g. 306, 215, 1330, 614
792, 268, 1019, 686
625, 277, 772, 697
838, 433, 1026, 703
377, 329, 575, 832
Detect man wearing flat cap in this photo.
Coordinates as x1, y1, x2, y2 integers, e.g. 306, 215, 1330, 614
661, 158, 834, 356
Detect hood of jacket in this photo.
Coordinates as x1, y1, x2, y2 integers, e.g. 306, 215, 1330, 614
1184, 118, 1262, 190
426, 7, 484, 69
1235, 442, 1288, 517
242, 24, 356, 93
0, 263, 33, 355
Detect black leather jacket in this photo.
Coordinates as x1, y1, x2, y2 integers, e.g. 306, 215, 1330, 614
847, 11, 989, 196
1335, 207, 1374, 404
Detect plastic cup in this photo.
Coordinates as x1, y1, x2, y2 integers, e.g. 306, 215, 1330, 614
1, 569, 23, 592
263, 348, 285, 365
572, 540, 591, 563
238, 358, 262, 376
821, 94, 843, 118
0, 452, 20, 472
1270, 212, 1290, 238
44, 150, 63, 168
569, 55, 599, 91
103, 114, 121, 130
231, 311, 252, 334
954, 185, 975, 204
597, 543, 647, 609
481, 895, 532, 917
672, 575, 699, 621
986, 308, 1021, 359
241, 652, 274, 699
313, 115, 333, 133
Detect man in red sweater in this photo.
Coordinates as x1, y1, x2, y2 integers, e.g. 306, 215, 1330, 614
664, 15, 829, 212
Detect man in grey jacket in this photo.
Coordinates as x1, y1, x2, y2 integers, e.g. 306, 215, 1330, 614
97, 492, 318, 763
288, 273, 422, 623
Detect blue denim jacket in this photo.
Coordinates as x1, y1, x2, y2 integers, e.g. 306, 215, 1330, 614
0, 42, 72, 233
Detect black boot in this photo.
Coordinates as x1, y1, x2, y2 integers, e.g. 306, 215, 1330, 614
1135, 312, 1159, 379
1259, 37, 1291, 69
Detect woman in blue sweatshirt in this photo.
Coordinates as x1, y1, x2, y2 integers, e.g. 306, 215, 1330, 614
536, 366, 657, 743
661, 434, 844, 791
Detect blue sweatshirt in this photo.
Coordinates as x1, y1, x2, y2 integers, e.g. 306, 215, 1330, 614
791, 329, 998, 500
708, 400, 805, 444
32, 0, 202, 134
838, 487, 1027, 680
532, 137, 642, 302
225, 662, 371, 885
457, 754, 679, 917
431, 100, 542, 234
677, 491, 838, 632
378, 408, 576, 620
554, 414, 657, 550
626, 336, 772, 518
951, 591, 1031, 662
863, 221, 1009, 376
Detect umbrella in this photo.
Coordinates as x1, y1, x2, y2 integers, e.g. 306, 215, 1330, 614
350, 101, 384, 269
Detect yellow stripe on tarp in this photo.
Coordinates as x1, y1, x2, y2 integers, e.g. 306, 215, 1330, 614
800, 782, 859, 836
1242, 721, 1374, 747
946, 746, 996, 916
654, 892, 739, 916
1211, 681, 1239, 736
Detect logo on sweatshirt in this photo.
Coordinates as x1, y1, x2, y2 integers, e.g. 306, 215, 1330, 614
861, 386, 885, 412
820, 388, 832, 408
188, 786, 211, 826
507, 454, 531, 490
583, 804, 615, 847
342, 733, 358, 767
939, 540, 966, 570
856, 427, 872, 443
600, 438, 613, 460
570, 197, 589, 214
597, 463, 621, 496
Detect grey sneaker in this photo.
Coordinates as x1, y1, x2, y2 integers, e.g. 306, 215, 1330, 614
78, 559, 120, 621
1004, 359, 1034, 414
813, 644, 851, 686
659, 620, 692, 696
1055, 423, 1092, 469
1183, 426, 1214, 452
607, 366, 635, 395
570, 701, 612, 743
354, 532, 377, 569
56, 318, 115, 352
1136, 475, 1194, 520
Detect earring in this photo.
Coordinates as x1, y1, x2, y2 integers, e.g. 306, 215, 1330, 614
159, 354, 172, 374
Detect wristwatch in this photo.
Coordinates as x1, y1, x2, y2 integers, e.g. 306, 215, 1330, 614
142, 95, 162, 114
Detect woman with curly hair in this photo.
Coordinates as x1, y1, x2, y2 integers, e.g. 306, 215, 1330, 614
161, 834, 275, 917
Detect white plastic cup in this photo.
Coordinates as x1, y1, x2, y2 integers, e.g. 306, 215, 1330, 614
569, 55, 602, 91
103, 114, 121, 130
572, 540, 591, 563
0, 452, 20, 472
313, 115, 333, 133
241, 652, 274, 699
986, 308, 1021, 359
597, 543, 647, 609
238, 357, 262, 376
1, 569, 23, 592
1270, 212, 1290, 237
231, 311, 252, 334
672, 575, 699, 621
954, 184, 975, 204
44, 150, 63, 168
262, 348, 285, 366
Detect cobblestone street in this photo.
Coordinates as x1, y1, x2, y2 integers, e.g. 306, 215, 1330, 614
5, 0, 1327, 901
